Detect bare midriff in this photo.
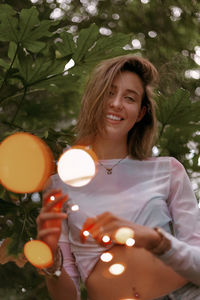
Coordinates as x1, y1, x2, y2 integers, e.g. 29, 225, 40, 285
86, 245, 188, 300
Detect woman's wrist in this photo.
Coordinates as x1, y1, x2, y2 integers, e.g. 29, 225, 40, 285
149, 227, 171, 255
38, 246, 63, 278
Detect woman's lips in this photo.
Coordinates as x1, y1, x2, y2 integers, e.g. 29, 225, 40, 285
106, 113, 124, 121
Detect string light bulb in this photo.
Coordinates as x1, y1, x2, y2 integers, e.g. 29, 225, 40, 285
126, 238, 135, 247
100, 252, 113, 262
83, 230, 90, 237
102, 235, 111, 244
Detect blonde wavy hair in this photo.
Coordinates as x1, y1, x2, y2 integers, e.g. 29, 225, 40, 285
75, 54, 159, 160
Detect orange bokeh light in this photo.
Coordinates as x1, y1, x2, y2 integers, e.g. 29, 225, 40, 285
24, 240, 53, 269
0, 132, 54, 193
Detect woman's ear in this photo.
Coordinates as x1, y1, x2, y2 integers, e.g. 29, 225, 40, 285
136, 106, 146, 122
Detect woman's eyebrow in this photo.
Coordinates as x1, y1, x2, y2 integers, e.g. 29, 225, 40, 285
126, 88, 141, 96
111, 84, 141, 97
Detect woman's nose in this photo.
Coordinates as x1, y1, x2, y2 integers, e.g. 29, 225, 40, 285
109, 94, 123, 109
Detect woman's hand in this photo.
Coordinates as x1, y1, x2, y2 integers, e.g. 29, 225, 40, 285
81, 212, 161, 250
36, 190, 68, 255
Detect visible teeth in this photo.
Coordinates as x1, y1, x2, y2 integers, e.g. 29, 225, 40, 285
107, 114, 122, 121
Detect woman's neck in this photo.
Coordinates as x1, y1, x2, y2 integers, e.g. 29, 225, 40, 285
92, 137, 128, 160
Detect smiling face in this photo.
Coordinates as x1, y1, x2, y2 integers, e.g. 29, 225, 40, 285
103, 71, 146, 142
76, 55, 158, 159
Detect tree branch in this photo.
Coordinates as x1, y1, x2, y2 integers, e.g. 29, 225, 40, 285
10, 86, 28, 125
0, 43, 19, 93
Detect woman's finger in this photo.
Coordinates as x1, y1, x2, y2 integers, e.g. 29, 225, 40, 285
81, 217, 97, 242
37, 227, 61, 240
36, 212, 67, 230
43, 189, 62, 203
81, 215, 112, 244
42, 194, 68, 212
82, 213, 112, 232
38, 212, 67, 222
85, 212, 117, 235
81, 217, 96, 233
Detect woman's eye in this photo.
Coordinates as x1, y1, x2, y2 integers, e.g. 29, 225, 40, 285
109, 91, 115, 96
125, 96, 135, 102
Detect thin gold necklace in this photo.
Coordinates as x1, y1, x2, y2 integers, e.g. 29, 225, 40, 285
98, 156, 127, 175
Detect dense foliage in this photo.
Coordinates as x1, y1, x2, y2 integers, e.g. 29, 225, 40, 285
0, 1, 199, 299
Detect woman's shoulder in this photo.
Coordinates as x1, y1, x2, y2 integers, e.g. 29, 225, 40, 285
143, 156, 186, 177
145, 156, 182, 166
128, 156, 184, 172
129, 155, 173, 164
145, 156, 171, 162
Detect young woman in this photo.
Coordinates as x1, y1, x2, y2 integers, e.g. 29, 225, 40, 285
36, 55, 200, 300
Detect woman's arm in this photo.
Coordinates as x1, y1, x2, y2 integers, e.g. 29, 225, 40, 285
36, 186, 80, 300
153, 230, 200, 286
45, 267, 78, 300
151, 157, 200, 285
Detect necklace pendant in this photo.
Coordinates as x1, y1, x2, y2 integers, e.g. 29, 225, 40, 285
106, 168, 112, 175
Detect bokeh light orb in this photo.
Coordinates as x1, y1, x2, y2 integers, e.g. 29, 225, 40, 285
109, 263, 125, 275
24, 240, 53, 269
115, 227, 134, 245
126, 238, 135, 247
100, 252, 113, 262
0, 132, 54, 193
120, 298, 136, 300
57, 146, 97, 187
102, 235, 111, 243
83, 230, 90, 237
71, 204, 79, 211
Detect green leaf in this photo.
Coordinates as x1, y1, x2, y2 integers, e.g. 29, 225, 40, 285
16, 48, 65, 86
19, 7, 39, 42
0, 7, 56, 52
0, 4, 16, 19
18, 9, 57, 52
22, 40, 46, 53
72, 23, 99, 63
55, 31, 76, 57
0, 59, 10, 70
190, 101, 200, 123
0, 15, 19, 43
8, 42, 18, 62
69, 32, 132, 77
156, 89, 191, 126
85, 33, 132, 62
20, 17, 57, 52
29, 19, 57, 40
